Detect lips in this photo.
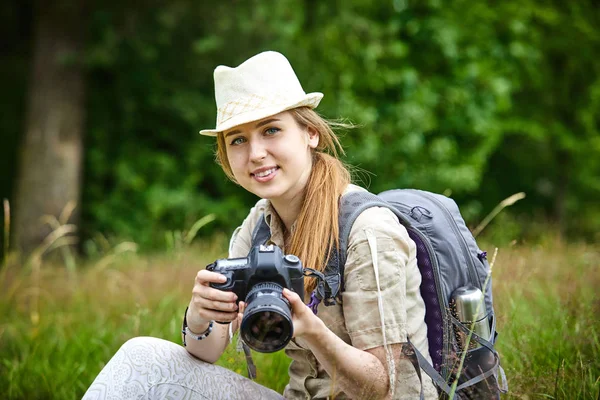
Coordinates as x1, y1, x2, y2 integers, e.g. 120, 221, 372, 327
251, 166, 279, 182
251, 166, 279, 177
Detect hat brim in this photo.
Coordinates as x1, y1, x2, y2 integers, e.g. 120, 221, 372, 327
199, 92, 323, 137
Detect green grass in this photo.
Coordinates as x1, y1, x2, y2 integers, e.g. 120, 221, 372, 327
0, 238, 598, 399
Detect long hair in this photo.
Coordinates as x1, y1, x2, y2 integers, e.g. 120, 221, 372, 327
216, 107, 352, 296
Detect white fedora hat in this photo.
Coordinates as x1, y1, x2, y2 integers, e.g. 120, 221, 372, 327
199, 51, 323, 136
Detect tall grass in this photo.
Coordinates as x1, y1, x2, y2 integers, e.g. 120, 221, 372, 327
0, 235, 598, 399
491, 239, 600, 399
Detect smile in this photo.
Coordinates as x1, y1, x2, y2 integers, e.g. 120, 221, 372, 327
254, 168, 277, 177
251, 167, 279, 182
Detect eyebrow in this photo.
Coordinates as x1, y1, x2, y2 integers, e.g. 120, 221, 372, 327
224, 118, 281, 138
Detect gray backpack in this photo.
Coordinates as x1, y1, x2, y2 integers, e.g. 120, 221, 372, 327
333, 189, 507, 399
251, 189, 508, 399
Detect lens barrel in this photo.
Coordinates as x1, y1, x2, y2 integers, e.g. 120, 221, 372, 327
240, 282, 294, 353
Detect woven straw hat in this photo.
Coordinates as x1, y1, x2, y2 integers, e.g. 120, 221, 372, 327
199, 51, 323, 136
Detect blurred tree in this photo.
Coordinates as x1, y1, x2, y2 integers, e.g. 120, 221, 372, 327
14, 0, 87, 254
80, 1, 269, 249
478, 1, 600, 238
76, 0, 600, 246
3, 0, 599, 254
285, 0, 516, 213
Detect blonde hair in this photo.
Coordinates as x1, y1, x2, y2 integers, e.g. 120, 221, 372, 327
216, 107, 351, 295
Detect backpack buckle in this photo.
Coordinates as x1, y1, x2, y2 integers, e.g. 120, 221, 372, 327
410, 206, 432, 221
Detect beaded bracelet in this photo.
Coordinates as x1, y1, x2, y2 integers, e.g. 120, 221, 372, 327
181, 306, 214, 346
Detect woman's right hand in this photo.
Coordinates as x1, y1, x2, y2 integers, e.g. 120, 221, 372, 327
187, 270, 241, 331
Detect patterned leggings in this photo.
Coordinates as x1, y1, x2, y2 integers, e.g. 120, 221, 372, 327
82, 337, 284, 400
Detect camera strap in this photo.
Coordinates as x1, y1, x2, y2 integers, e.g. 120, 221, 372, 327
242, 342, 257, 380
303, 267, 341, 309
235, 335, 257, 380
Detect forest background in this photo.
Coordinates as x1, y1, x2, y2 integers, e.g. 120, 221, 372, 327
0, 0, 599, 399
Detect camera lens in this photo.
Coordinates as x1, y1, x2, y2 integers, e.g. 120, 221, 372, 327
240, 282, 294, 353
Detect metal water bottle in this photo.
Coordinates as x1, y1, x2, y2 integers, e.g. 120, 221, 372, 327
451, 285, 491, 349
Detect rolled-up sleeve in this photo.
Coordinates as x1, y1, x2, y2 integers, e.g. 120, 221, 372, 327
342, 206, 417, 350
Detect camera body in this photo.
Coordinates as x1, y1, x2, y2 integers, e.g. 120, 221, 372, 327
208, 244, 304, 300
207, 244, 304, 353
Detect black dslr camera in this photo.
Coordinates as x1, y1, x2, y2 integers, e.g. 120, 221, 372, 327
208, 244, 304, 352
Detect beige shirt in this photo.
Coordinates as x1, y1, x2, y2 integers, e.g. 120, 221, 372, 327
229, 184, 438, 400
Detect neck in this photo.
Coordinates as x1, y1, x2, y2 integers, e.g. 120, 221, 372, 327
270, 159, 313, 233
270, 193, 304, 233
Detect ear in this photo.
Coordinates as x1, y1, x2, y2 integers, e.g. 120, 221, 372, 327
306, 126, 320, 149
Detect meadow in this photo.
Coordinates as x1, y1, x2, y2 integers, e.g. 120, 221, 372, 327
0, 234, 598, 399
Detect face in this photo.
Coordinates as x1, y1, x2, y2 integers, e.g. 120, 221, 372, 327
223, 111, 319, 203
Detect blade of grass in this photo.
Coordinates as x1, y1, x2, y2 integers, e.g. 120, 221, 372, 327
41, 203, 79, 274
93, 241, 138, 271
58, 200, 77, 225
472, 193, 526, 237
184, 214, 216, 245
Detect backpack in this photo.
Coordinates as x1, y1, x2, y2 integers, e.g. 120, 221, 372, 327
250, 188, 508, 399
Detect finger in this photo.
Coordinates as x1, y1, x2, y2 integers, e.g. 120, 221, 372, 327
237, 301, 246, 322
282, 289, 306, 315
196, 298, 239, 313
190, 302, 238, 322
196, 286, 238, 303
196, 270, 228, 285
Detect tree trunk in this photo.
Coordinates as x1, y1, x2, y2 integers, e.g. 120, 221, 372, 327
14, 0, 87, 255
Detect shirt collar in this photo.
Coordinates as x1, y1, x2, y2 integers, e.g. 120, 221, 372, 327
263, 200, 300, 248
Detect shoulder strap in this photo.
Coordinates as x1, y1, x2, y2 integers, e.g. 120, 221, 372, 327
328, 191, 412, 281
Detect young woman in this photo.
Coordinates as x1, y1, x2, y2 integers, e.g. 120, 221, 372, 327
84, 51, 438, 400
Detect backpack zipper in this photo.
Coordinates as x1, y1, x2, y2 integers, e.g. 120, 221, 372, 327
390, 201, 447, 308
392, 199, 451, 376
413, 190, 482, 289
407, 225, 451, 379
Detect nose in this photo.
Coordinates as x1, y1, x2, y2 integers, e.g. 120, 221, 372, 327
248, 137, 267, 163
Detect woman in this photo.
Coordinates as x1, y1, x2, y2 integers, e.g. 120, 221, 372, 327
84, 51, 438, 400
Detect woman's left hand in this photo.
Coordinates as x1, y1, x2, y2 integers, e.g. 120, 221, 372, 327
282, 288, 323, 339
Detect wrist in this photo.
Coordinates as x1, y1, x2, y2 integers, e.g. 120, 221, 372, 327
182, 306, 214, 346
302, 315, 327, 344
185, 304, 211, 333
187, 320, 211, 335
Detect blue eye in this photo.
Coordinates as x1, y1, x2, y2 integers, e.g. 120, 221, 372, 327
265, 127, 280, 135
230, 136, 246, 146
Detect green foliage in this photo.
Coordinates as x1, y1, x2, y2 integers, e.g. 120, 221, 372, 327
1, 0, 598, 249
80, 0, 520, 247
81, 1, 263, 248
477, 1, 600, 240
297, 1, 514, 198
